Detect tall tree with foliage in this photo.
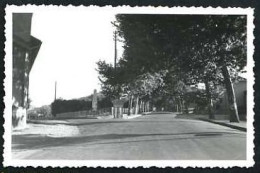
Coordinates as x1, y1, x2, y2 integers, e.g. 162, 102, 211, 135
116, 14, 246, 122
128, 70, 166, 114
96, 60, 129, 99
186, 15, 246, 122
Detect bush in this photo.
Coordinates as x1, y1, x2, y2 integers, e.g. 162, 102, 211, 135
51, 97, 113, 116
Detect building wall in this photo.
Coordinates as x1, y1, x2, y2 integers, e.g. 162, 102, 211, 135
234, 80, 247, 108
12, 13, 41, 129
216, 80, 247, 120
13, 13, 32, 42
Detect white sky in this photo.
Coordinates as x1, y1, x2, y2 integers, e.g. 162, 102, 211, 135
29, 9, 123, 107
25, 7, 249, 107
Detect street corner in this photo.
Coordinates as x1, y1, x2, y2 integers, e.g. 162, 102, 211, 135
12, 123, 80, 138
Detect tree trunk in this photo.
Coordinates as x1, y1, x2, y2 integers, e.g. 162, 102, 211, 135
205, 79, 215, 119
135, 96, 139, 115
146, 101, 150, 112
140, 100, 143, 113
178, 98, 183, 113
139, 99, 142, 113
222, 66, 240, 122
128, 95, 133, 115
184, 100, 189, 114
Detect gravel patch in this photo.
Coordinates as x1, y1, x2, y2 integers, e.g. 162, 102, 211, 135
12, 123, 80, 138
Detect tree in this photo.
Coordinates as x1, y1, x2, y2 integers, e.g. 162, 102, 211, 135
186, 15, 246, 122
96, 60, 128, 99
116, 14, 246, 122
97, 58, 166, 114
127, 71, 166, 114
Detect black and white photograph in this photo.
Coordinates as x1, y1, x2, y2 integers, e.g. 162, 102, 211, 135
4, 6, 254, 167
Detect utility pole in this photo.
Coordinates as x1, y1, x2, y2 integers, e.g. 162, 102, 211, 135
54, 81, 57, 102
112, 28, 119, 117
114, 31, 117, 70
53, 81, 57, 117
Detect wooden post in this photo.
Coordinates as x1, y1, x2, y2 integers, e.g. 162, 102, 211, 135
54, 81, 57, 102
114, 31, 117, 70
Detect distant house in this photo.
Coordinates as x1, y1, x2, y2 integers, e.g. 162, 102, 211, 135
215, 79, 247, 120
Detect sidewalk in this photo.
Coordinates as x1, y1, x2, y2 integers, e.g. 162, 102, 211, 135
27, 113, 142, 125
122, 114, 142, 119
27, 119, 70, 125
176, 114, 247, 132
198, 118, 246, 132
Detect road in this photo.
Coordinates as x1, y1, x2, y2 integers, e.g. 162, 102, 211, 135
12, 113, 246, 160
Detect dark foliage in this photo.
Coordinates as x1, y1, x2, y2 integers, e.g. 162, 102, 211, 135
51, 99, 92, 115
51, 96, 113, 116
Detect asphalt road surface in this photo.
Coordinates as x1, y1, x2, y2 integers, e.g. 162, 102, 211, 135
12, 113, 246, 160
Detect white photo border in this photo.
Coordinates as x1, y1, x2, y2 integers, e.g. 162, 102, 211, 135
4, 5, 255, 168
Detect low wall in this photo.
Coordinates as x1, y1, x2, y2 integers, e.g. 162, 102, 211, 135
56, 108, 111, 119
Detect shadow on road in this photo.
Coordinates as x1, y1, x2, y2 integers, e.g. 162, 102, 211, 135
12, 131, 245, 151
28, 120, 132, 126
28, 119, 205, 127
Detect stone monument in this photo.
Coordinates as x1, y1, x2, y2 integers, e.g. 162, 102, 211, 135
92, 89, 98, 112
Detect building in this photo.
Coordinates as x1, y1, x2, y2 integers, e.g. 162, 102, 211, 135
12, 13, 42, 129
215, 79, 247, 120
179, 80, 247, 121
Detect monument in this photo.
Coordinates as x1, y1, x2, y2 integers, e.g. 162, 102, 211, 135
92, 89, 98, 112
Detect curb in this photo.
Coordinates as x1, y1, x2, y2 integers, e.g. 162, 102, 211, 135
123, 114, 142, 119
198, 118, 246, 132
27, 120, 69, 125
